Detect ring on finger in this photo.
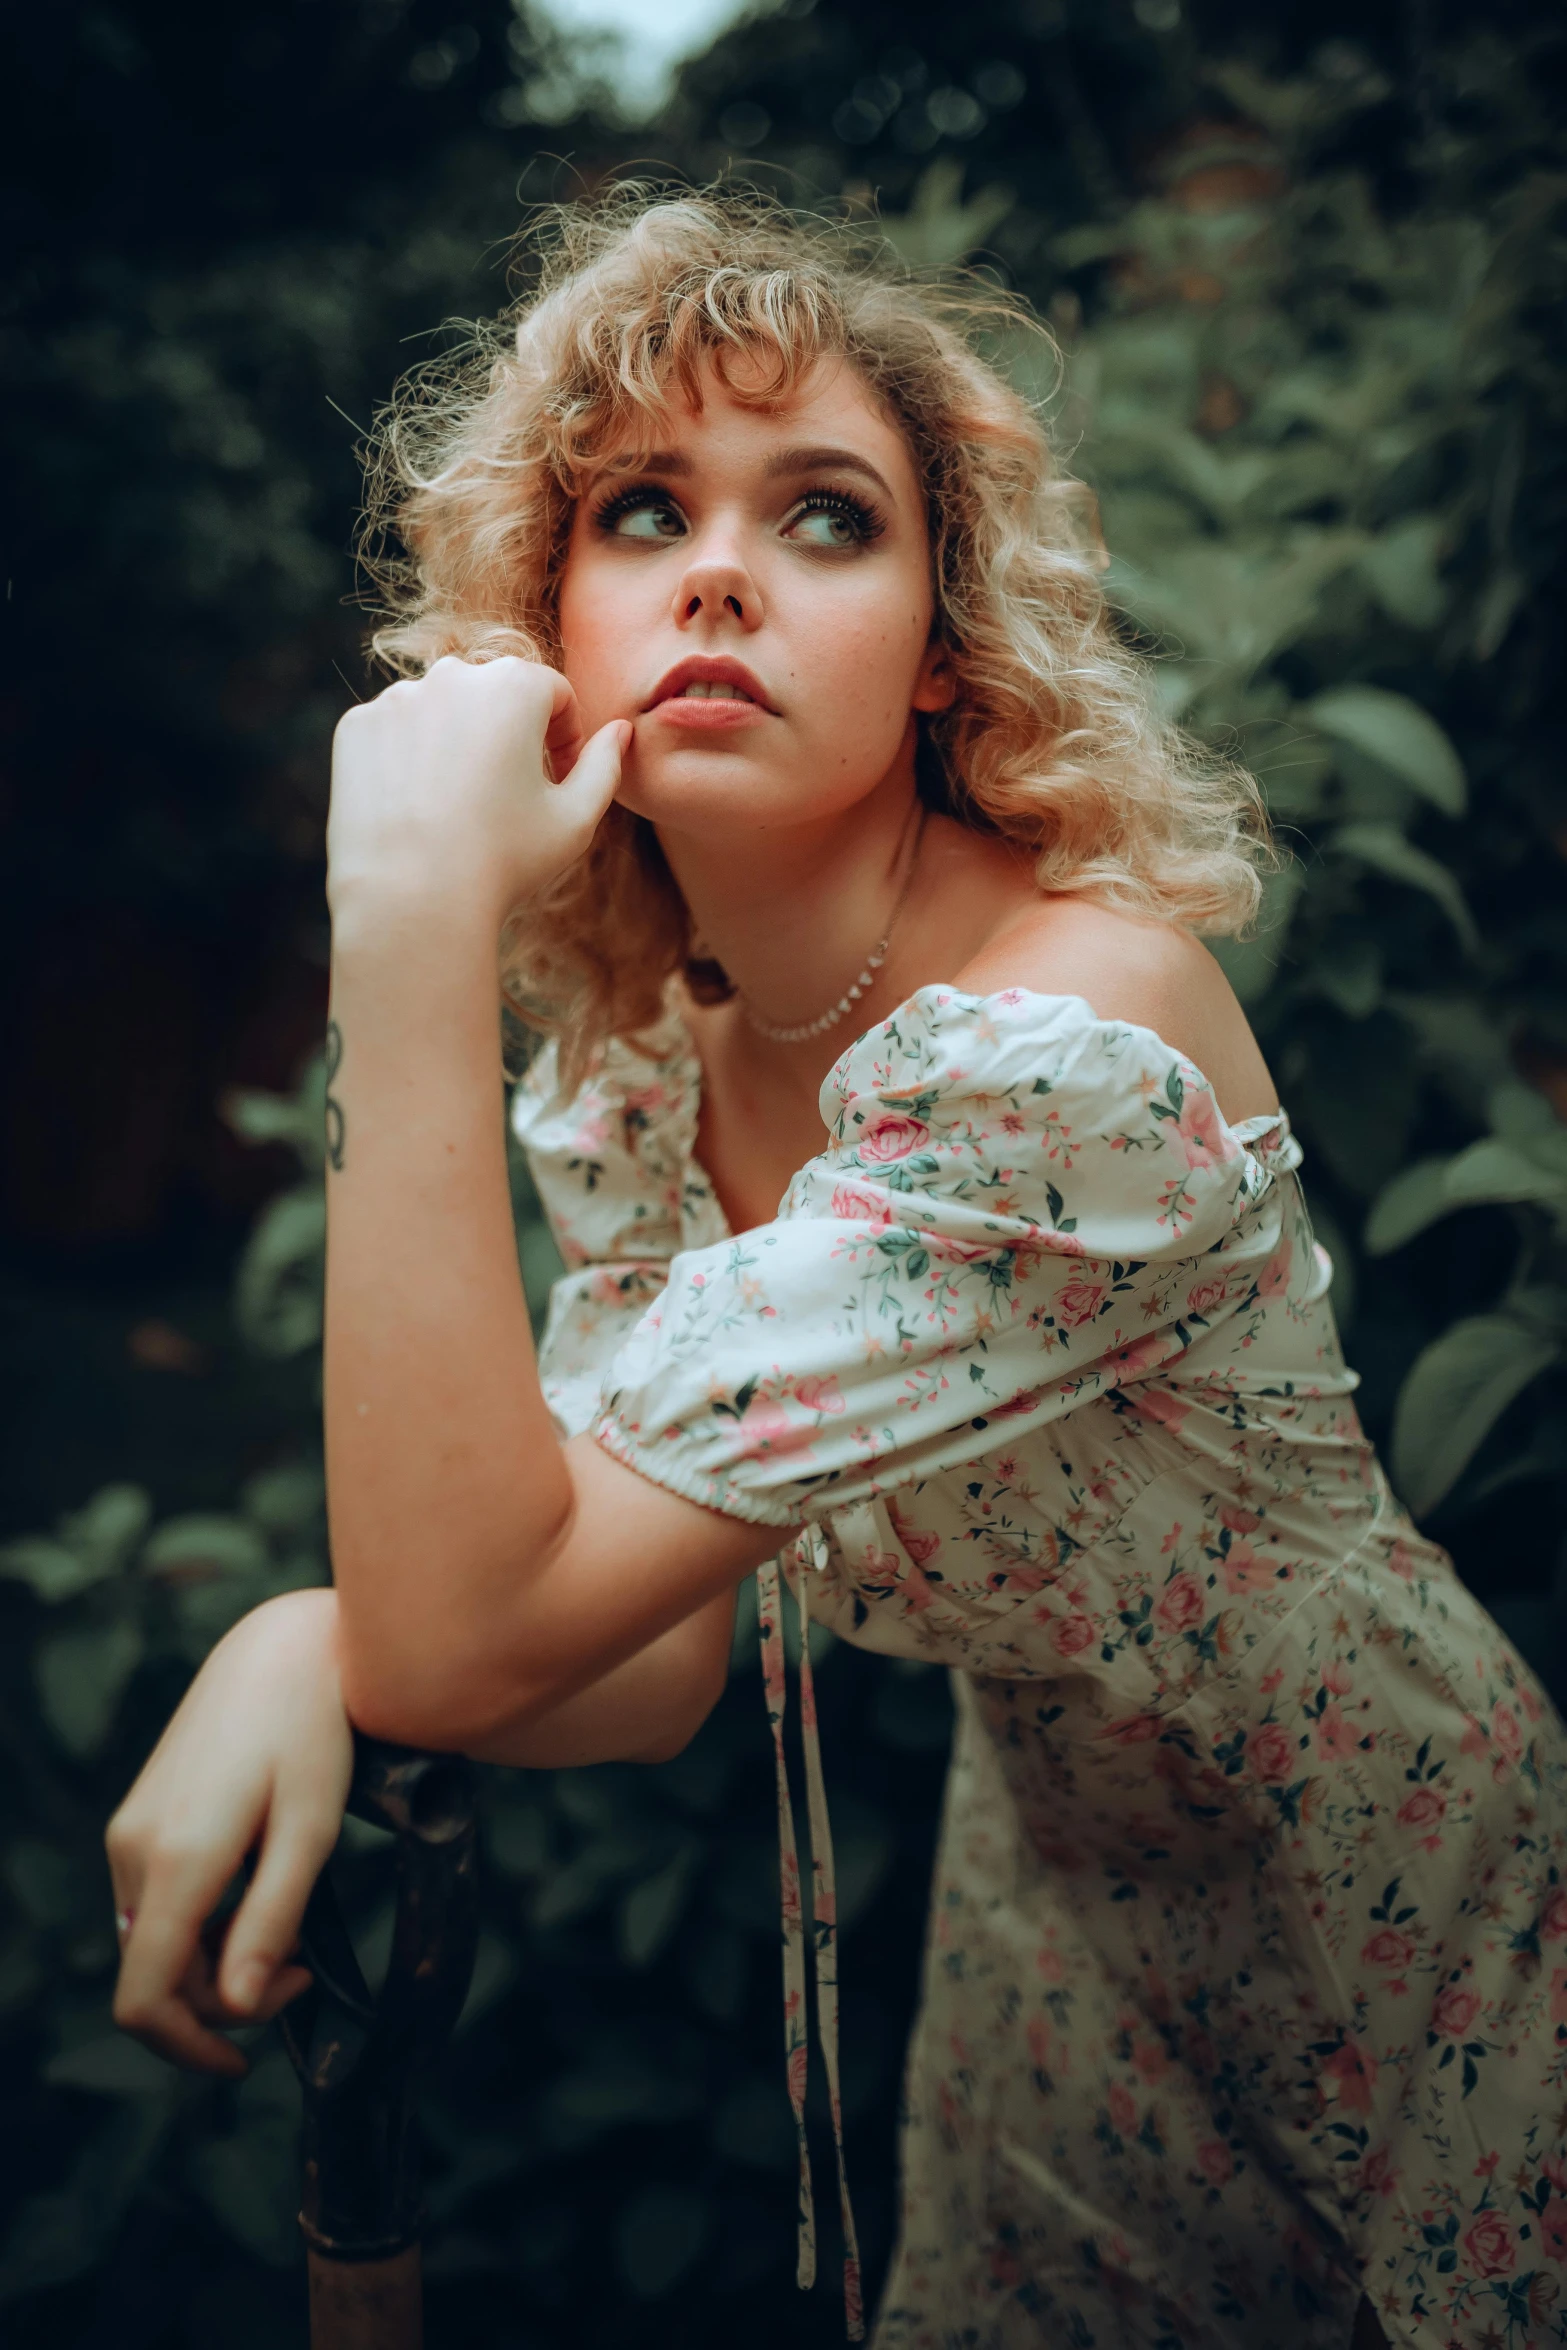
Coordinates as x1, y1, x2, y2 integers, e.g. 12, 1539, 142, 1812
116, 1907, 135, 1938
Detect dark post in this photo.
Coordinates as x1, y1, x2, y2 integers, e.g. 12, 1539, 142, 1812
278, 1736, 479, 2350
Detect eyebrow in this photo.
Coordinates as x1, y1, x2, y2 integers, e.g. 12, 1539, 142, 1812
597, 442, 897, 502
762, 444, 897, 501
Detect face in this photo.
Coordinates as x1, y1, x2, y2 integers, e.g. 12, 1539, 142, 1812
555, 355, 952, 840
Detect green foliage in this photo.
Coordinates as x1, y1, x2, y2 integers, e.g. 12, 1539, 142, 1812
1056, 63, 1567, 1530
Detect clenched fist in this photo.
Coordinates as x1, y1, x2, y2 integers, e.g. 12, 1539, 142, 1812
326, 655, 630, 927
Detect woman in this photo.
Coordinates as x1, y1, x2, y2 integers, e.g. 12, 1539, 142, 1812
107, 190, 1567, 2349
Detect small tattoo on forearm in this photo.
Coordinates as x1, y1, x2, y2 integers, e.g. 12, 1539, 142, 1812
325, 1020, 345, 1172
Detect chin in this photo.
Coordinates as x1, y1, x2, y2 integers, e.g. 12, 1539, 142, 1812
617, 756, 860, 836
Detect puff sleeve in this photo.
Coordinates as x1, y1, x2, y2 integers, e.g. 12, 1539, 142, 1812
589, 987, 1296, 1528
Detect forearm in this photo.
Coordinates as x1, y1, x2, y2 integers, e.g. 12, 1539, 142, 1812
324, 886, 571, 1730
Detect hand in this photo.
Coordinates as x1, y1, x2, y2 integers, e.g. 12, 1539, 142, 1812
107, 1587, 353, 2075
326, 655, 630, 926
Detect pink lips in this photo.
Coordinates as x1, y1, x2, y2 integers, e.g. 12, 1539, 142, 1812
642, 655, 775, 729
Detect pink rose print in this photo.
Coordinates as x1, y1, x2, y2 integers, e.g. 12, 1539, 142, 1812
1541, 1888, 1567, 1941
1050, 1613, 1097, 1659
1247, 1722, 1298, 1783
829, 1181, 892, 1228
1103, 1333, 1169, 1382
737, 1395, 814, 1458
1173, 1086, 1235, 1170
1463, 2211, 1516, 2280
933, 1233, 1003, 1264
1107, 2083, 1137, 2134
1058, 1278, 1107, 1328
1359, 2147, 1400, 2202
1493, 1701, 1523, 1764
1256, 1237, 1293, 1299
859, 1115, 931, 1164
1322, 1658, 1354, 1696
1221, 1540, 1273, 1596
1105, 1714, 1163, 1745
887, 1498, 942, 1568
1132, 2037, 1169, 2085
1541, 2198, 1567, 2263
1386, 1539, 1418, 1583
990, 1387, 1043, 1420
1155, 1572, 1204, 1633
1314, 1705, 1358, 1762
1361, 1929, 1416, 1972
793, 1374, 845, 1415
1431, 1983, 1482, 2038
1195, 2140, 1233, 2188
1133, 1387, 1191, 1435
1320, 2041, 1378, 2114
1186, 1276, 1228, 1318
1396, 1787, 1446, 1830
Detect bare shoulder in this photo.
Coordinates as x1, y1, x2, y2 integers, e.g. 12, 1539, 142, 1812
953, 896, 1279, 1126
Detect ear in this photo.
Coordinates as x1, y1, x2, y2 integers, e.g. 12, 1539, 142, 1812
911, 638, 957, 715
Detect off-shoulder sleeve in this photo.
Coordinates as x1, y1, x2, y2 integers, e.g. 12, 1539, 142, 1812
591, 987, 1294, 1527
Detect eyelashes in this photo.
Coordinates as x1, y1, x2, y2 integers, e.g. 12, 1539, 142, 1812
588, 481, 886, 547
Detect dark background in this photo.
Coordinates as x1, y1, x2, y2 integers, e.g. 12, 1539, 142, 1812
2, 2, 1565, 2343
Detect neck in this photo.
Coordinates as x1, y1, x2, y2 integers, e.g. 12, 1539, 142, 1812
655, 768, 924, 1057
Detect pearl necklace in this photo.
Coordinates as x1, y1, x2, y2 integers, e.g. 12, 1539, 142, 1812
738, 806, 928, 1047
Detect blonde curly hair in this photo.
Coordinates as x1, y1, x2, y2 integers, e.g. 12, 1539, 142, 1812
363, 182, 1266, 1091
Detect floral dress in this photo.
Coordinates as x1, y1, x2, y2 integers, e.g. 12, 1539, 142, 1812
513, 984, 1567, 2350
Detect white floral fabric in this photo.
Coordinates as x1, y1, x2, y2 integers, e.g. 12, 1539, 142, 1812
514, 985, 1567, 2350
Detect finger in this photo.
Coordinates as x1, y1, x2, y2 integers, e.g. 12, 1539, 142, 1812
181, 1914, 308, 2025
556, 718, 631, 819
116, 1972, 250, 2076
217, 1803, 341, 2015
186, 1953, 314, 2027
539, 669, 585, 782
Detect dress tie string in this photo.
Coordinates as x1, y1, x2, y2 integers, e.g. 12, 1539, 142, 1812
756, 1534, 865, 2342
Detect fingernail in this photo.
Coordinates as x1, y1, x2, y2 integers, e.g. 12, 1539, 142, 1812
616, 720, 634, 752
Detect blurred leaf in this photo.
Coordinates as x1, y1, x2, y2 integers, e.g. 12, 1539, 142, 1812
36, 1619, 143, 1758
0, 1485, 153, 1601
234, 1184, 327, 1356
1330, 823, 1480, 955
1356, 517, 1450, 630
1367, 1140, 1567, 1253
614, 2182, 710, 2299
880, 159, 1013, 269
1308, 686, 1466, 816
0, 1539, 107, 1605
618, 1846, 697, 1969
1392, 1313, 1561, 1516
239, 1463, 325, 1534
142, 1514, 272, 1580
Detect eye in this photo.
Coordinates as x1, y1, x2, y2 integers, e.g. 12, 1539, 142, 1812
593, 487, 686, 541
783, 490, 883, 550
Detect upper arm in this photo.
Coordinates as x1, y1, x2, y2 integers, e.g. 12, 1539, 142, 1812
956, 901, 1278, 1129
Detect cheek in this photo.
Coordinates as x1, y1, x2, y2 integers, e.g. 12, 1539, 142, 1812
556, 558, 629, 706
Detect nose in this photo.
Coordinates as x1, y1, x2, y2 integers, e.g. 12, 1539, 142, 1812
671, 529, 763, 632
